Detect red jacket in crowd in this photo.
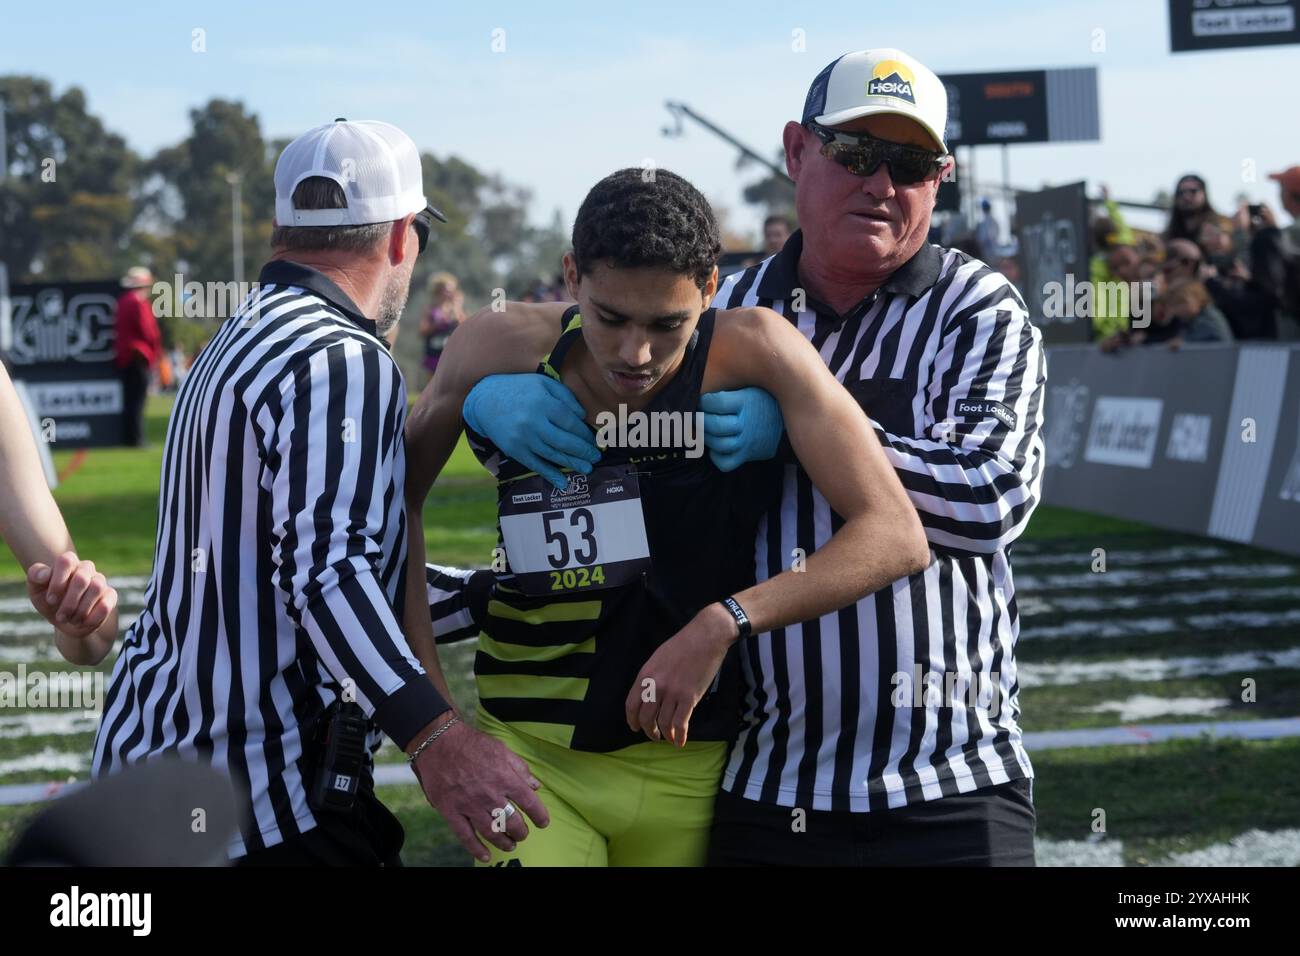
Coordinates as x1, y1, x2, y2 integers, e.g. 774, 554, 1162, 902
113, 289, 163, 370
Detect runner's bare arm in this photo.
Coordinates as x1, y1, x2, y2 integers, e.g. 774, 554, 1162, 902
709, 306, 931, 629
401, 302, 566, 697
627, 306, 932, 745
0, 365, 117, 665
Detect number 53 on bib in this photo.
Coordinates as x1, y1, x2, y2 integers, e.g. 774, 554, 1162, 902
497, 465, 651, 596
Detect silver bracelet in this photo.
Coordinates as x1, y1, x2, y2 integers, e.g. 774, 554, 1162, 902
407, 714, 461, 766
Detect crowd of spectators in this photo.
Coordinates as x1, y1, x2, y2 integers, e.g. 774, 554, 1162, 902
1090, 170, 1300, 351
944, 168, 1299, 351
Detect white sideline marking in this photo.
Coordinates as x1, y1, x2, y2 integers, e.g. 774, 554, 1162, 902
1023, 716, 1300, 749
1082, 695, 1232, 722
1036, 830, 1300, 867
4, 717, 1300, 807
1156, 829, 1300, 867
1035, 838, 1125, 867
1013, 545, 1228, 570
1020, 584, 1300, 617
0, 747, 86, 776
0, 712, 99, 737
1021, 606, 1300, 640
1019, 647, 1300, 686
1017, 563, 1294, 592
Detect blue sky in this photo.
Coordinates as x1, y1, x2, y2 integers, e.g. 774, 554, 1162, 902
3, 0, 1298, 239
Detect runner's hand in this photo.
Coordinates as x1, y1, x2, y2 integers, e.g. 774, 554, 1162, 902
700, 388, 784, 472
412, 718, 549, 862
626, 603, 737, 747
463, 374, 600, 489
27, 551, 118, 642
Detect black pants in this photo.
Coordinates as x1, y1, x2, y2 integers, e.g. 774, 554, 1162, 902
707, 778, 1036, 866
236, 787, 405, 867
119, 361, 149, 447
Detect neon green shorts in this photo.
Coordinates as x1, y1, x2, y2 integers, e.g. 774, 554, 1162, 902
475, 709, 726, 867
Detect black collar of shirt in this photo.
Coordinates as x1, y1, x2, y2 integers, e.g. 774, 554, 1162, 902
258, 259, 379, 339
755, 229, 942, 326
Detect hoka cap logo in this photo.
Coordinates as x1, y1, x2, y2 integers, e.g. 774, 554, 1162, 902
868, 60, 917, 104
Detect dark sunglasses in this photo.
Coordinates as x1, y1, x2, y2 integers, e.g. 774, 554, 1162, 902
1175, 186, 1203, 197
806, 121, 947, 185
411, 203, 447, 254
412, 214, 431, 254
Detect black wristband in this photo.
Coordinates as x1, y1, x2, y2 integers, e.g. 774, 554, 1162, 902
719, 596, 752, 639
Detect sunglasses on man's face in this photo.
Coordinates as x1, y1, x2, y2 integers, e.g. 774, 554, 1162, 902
806, 122, 947, 186
412, 213, 432, 254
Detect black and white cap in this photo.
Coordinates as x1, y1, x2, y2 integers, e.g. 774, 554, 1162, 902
802, 48, 948, 153
274, 118, 447, 227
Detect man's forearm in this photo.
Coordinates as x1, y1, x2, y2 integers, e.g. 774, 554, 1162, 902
731, 508, 927, 637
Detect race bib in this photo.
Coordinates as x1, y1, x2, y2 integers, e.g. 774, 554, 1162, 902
498, 465, 650, 595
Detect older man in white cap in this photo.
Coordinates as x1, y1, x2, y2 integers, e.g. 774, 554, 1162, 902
92, 118, 547, 865
695, 50, 1044, 866
454, 49, 1046, 866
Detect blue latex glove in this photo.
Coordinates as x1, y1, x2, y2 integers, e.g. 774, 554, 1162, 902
463, 374, 601, 490
699, 387, 784, 472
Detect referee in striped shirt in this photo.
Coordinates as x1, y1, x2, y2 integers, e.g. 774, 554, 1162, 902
450, 48, 1045, 865
703, 49, 1044, 865
92, 119, 546, 864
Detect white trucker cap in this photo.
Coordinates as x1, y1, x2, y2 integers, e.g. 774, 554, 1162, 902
274, 118, 447, 227
802, 49, 948, 153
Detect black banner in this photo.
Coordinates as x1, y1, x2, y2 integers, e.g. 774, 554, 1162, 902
1169, 0, 1300, 52
942, 70, 1048, 147
939, 68, 1098, 147
5, 281, 125, 448
1015, 182, 1092, 345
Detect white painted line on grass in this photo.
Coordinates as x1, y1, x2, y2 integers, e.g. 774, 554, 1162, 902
1013, 545, 1229, 570
1017, 563, 1294, 592
1020, 584, 1300, 617
4, 718, 1299, 807
0, 747, 86, 776
1035, 838, 1125, 867
1156, 829, 1300, 867
1082, 695, 1232, 722
1021, 607, 1300, 640
1019, 647, 1300, 686
0, 712, 99, 737
1023, 717, 1300, 750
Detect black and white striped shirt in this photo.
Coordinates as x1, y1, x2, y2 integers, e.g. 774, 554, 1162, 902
714, 232, 1045, 812
91, 260, 448, 857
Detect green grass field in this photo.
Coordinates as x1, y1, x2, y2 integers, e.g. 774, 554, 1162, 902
2, 395, 1298, 866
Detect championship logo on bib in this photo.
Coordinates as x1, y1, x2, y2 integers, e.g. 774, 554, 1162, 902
498, 464, 651, 595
